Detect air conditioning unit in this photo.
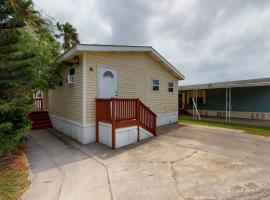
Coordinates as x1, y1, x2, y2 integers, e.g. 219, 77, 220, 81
67, 75, 75, 84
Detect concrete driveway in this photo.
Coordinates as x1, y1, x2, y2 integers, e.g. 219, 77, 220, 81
21, 124, 270, 200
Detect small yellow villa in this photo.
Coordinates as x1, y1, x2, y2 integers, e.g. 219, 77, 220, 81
41, 44, 184, 149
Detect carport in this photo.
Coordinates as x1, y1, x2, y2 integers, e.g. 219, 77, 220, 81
179, 77, 270, 122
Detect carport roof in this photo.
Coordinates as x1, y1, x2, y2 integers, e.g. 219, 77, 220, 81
179, 77, 270, 91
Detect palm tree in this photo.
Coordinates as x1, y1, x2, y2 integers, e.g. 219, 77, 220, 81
56, 22, 80, 51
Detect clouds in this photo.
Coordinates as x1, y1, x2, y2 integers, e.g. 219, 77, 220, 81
34, 0, 270, 84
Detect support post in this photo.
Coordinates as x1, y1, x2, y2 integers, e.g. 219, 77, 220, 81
95, 99, 99, 143
192, 90, 195, 118
225, 88, 228, 122
195, 90, 198, 119
136, 99, 140, 141
153, 115, 157, 136
41, 98, 43, 110
111, 98, 116, 149
229, 88, 231, 122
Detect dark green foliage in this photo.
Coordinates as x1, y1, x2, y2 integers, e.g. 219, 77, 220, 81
55, 22, 80, 51
0, 0, 61, 155
0, 0, 79, 155
0, 0, 35, 155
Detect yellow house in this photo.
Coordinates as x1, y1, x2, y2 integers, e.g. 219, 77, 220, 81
46, 44, 184, 148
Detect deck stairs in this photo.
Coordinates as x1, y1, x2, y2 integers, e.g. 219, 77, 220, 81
29, 111, 52, 130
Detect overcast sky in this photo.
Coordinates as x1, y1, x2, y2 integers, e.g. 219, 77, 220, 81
34, 0, 270, 85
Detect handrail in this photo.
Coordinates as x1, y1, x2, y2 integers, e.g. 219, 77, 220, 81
96, 98, 111, 122
96, 98, 157, 137
33, 98, 43, 110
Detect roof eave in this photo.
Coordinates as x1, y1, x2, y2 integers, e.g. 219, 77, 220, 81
58, 44, 185, 80
179, 80, 270, 91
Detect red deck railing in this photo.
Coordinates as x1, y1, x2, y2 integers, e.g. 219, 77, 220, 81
33, 98, 43, 110
96, 98, 157, 148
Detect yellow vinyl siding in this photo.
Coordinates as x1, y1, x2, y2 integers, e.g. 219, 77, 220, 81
48, 58, 83, 123
86, 52, 178, 124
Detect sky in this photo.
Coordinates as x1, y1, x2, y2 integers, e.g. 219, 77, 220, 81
34, 0, 270, 85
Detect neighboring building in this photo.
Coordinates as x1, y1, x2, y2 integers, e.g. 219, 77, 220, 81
179, 78, 270, 121
43, 44, 184, 148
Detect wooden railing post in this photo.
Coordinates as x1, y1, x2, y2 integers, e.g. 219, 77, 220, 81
111, 98, 116, 149
39, 99, 43, 110
95, 99, 99, 143
136, 99, 140, 142
153, 115, 157, 136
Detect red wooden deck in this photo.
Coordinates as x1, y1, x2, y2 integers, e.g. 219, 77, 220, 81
96, 98, 157, 149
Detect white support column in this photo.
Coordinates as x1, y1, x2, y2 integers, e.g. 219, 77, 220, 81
225, 88, 228, 122
195, 90, 198, 119
82, 53, 87, 126
229, 88, 231, 122
192, 90, 195, 118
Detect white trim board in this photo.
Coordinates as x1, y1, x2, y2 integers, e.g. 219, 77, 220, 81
82, 52, 87, 125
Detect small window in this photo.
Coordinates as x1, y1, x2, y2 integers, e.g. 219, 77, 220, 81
103, 71, 114, 79
152, 79, 159, 91
70, 68, 75, 75
168, 81, 174, 92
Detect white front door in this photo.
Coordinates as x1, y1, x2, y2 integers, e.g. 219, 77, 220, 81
98, 66, 118, 98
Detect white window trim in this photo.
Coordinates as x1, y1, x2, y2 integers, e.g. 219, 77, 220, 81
152, 79, 160, 92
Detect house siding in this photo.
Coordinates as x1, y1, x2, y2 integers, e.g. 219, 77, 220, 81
48, 57, 83, 123
86, 52, 179, 124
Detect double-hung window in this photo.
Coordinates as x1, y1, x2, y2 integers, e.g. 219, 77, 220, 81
152, 79, 159, 91
168, 81, 174, 92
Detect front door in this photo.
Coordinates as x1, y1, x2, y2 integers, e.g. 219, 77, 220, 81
98, 66, 118, 98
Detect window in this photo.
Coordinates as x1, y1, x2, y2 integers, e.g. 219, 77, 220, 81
152, 79, 159, 91
103, 71, 114, 79
70, 67, 75, 75
168, 81, 174, 92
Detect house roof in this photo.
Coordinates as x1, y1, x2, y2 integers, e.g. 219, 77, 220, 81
179, 77, 270, 91
59, 44, 185, 80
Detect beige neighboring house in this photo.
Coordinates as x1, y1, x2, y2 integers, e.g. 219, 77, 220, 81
45, 44, 184, 148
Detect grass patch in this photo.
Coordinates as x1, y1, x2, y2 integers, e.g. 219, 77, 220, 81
0, 146, 30, 200
179, 116, 270, 137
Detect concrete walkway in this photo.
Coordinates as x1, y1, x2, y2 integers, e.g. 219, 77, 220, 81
21, 125, 270, 200
21, 129, 111, 200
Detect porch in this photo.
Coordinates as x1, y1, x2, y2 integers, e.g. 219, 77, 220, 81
96, 98, 157, 149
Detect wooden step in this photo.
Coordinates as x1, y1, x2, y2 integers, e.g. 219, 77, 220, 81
29, 111, 52, 130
